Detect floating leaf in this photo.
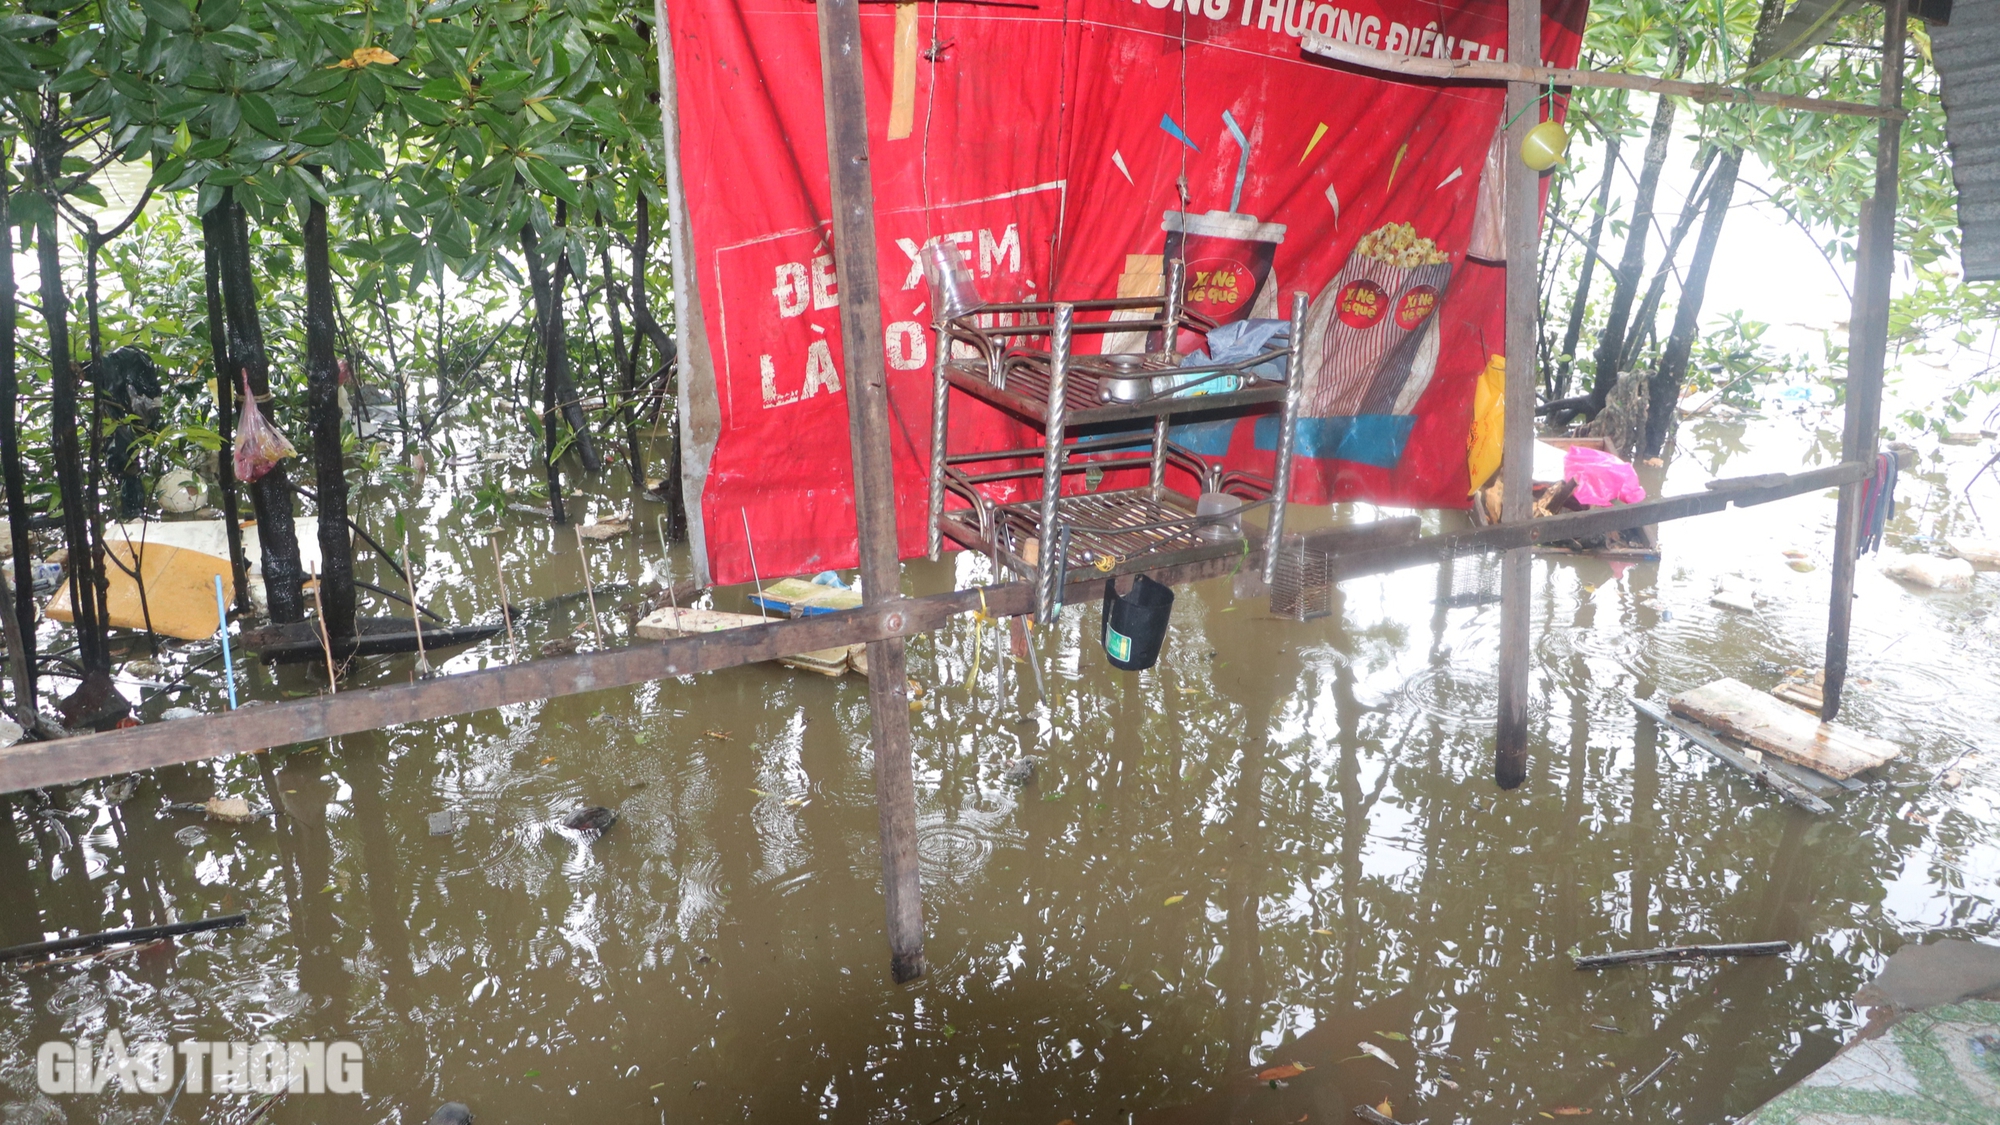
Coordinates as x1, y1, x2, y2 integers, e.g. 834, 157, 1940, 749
1118, 982, 1133, 991
1374, 1031, 1408, 1042
1312, 928, 1334, 936
1356, 1041, 1398, 1068
1549, 1109, 1593, 1117
1256, 1062, 1313, 1081
1438, 1077, 1460, 1091
749, 788, 774, 797
523, 1069, 540, 1078
1375, 1099, 1394, 1117
941, 1024, 956, 1039
1163, 894, 1185, 905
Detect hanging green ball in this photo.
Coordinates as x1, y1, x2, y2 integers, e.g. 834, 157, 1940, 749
1521, 120, 1570, 172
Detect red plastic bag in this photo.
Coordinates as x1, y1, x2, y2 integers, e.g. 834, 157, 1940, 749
232, 371, 296, 483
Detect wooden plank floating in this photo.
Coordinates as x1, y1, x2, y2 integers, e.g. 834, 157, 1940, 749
0, 462, 1872, 795
1299, 36, 1904, 121
1575, 940, 1791, 970
1631, 697, 1834, 814
1669, 677, 1899, 780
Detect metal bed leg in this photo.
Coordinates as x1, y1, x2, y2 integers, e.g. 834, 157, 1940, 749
1156, 258, 1185, 362
1150, 415, 1170, 497
926, 322, 950, 561
1037, 303, 1073, 619
1263, 290, 1307, 585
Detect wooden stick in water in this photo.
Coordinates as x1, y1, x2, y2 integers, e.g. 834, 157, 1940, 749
402, 529, 430, 676
309, 566, 337, 692
658, 518, 681, 626
490, 536, 516, 655
575, 525, 605, 647
1575, 941, 1790, 970
741, 509, 767, 620
0, 912, 248, 961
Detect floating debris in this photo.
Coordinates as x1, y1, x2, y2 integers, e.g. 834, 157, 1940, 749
563, 806, 618, 835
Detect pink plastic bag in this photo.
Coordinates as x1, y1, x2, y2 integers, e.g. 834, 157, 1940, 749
232, 371, 296, 483
1565, 445, 1645, 507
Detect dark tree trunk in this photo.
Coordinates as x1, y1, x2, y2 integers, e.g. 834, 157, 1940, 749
1621, 148, 1718, 371
1588, 90, 1677, 417
36, 119, 121, 724
304, 194, 355, 644
1642, 150, 1745, 459
630, 194, 685, 541
215, 189, 306, 624
1638, 0, 1786, 460
1555, 135, 1619, 401
0, 163, 34, 714
524, 221, 572, 524
602, 237, 639, 488
201, 204, 250, 613
521, 204, 600, 480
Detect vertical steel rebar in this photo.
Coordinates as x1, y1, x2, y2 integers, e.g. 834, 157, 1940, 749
1262, 290, 1308, 585
1037, 303, 1073, 619
1157, 258, 1185, 361
927, 323, 951, 560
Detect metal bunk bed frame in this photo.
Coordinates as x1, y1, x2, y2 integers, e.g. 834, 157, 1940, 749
925, 260, 1307, 617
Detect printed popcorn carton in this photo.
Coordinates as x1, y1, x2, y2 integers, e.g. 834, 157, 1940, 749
1292, 221, 1453, 467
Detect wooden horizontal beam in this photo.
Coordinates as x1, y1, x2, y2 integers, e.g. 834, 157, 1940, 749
1315, 461, 1870, 583
0, 552, 1248, 795
1301, 36, 1903, 121
0, 461, 1867, 795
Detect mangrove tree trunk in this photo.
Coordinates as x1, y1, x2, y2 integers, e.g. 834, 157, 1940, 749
215, 189, 306, 624
201, 203, 250, 613
304, 193, 355, 644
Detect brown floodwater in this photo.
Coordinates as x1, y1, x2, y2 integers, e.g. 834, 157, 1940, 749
1, 406, 1996, 1125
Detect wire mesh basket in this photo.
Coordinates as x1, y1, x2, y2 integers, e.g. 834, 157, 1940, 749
1439, 546, 1501, 608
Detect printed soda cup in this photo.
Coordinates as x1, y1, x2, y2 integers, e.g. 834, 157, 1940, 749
1159, 208, 1287, 349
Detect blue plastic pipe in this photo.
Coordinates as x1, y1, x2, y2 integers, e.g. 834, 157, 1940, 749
213, 575, 237, 710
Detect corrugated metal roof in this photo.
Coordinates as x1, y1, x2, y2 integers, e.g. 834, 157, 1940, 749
1934, 0, 2000, 282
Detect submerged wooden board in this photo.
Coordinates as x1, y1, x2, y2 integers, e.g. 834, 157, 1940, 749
1669, 677, 1900, 779
636, 606, 852, 675
1632, 698, 1833, 814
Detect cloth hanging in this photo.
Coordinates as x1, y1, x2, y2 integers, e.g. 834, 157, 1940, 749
1858, 452, 1898, 555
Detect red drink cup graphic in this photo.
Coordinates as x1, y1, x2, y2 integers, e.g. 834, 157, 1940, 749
1162, 209, 1287, 324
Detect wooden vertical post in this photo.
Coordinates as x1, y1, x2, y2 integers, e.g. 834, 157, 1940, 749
1494, 0, 1540, 789
815, 0, 928, 982
1823, 0, 1905, 722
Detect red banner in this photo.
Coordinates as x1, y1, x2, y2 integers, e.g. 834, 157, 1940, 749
663, 0, 1586, 584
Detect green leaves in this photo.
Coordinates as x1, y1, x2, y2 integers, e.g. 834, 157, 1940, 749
0, 15, 58, 39
238, 91, 281, 139
137, 0, 193, 34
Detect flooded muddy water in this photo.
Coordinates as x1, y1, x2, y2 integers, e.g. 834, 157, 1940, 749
2, 405, 1996, 1124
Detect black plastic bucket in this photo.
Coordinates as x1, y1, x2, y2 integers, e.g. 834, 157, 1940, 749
1100, 574, 1175, 671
